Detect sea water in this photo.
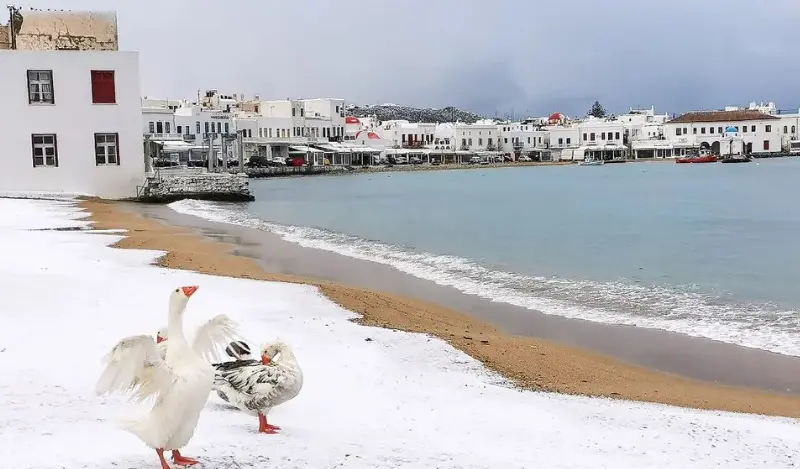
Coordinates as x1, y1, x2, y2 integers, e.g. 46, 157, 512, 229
169, 158, 800, 356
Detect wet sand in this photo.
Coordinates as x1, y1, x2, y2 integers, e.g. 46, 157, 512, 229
80, 199, 800, 417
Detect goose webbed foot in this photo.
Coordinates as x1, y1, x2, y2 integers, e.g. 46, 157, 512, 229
156, 449, 172, 469
257, 412, 280, 434
171, 450, 199, 466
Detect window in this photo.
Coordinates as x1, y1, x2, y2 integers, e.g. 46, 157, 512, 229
683, 127, 688, 134
224, 122, 229, 134
676, 128, 682, 136
793, 126, 797, 134
90, 70, 116, 104
488, 138, 493, 145
94, 133, 119, 165
156, 122, 163, 133
708, 127, 714, 134
566, 137, 571, 145
196, 121, 201, 133
583, 132, 587, 140
248, 129, 252, 138
701, 127, 706, 134
468, 138, 473, 145
615, 132, 619, 140
461, 138, 466, 147
478, 138, 483, 146
177, 125, 182, 134
527, 137, 531, 144
300, 108, 304, 117
751, 125, 756, 132
558, 138, 563, 145
590, 133, 595, 141
692, 128, 697, 134
717, 127, 722, 134
784, 126, 788, 133
742, 126, 747, 133
765, 125, 772, 132
764, 140, 770, 151
31, 134, 58, 167
204, 122, 210, 134
504, 138, 508, 144
148, 122, 155, 133
601, 132, 606, 140
27, 70, 54, 104
165, 122, 171, 134
292, 108, 296, 117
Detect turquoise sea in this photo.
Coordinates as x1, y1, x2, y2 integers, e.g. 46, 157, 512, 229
170, 158, 800, 356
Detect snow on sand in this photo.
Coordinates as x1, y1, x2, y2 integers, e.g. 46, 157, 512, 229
0, 198, 798, 469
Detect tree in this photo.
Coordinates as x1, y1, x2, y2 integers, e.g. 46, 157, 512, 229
588, 101, 607, 118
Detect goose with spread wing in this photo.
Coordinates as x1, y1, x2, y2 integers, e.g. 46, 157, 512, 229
95, 286, 239, 469
213, 340, 303, 434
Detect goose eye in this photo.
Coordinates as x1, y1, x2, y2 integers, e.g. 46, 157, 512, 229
174, 288, 179, 292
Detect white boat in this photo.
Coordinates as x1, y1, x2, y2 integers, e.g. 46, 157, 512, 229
579, 156, 604, 166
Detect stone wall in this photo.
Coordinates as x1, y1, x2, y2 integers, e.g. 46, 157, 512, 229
0, 26, 9, 49
9, 10, 118, 51
139, 172, 254, 203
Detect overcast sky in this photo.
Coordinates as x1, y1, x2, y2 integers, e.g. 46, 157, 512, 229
24, 0, 800, 117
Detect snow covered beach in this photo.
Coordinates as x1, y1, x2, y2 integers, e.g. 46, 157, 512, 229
1, 198, 800, 468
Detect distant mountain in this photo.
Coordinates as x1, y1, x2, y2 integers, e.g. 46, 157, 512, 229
346, 103, 484, 124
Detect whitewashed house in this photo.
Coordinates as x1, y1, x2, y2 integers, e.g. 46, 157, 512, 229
663, 109, 781, 155
497, 122, 549, 159
577, 118, 626, 160
455, 120, 499, 152
1, 11, 144, 199
548, 126, 581, 161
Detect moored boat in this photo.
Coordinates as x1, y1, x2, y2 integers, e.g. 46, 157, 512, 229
676, 149, 717, 164
579, 156, 604, 166
720, 154, 752, 163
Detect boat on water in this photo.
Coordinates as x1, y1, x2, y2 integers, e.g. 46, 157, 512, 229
579, 156, 604, 166
720, 154, 752, 163
605, 157, 627, 164
676, 149, 718, 164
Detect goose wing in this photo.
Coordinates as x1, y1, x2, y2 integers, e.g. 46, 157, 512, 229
95, 334, 176, 403
214, 362, 285, 408
191, 314, 240, 363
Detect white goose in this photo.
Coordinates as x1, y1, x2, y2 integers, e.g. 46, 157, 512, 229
95, 286, 239, 469
213, 341, 303, 434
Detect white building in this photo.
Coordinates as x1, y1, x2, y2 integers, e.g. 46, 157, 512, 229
663, 109, 781, 155
497, 121, 549, 159
455, 120, 499, 152
2, 48, 144, 198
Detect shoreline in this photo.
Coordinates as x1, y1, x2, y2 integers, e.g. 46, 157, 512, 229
79, 198, 800, 418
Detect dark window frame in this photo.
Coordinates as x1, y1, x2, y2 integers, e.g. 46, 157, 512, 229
94, 132, 121, 166
27, 70, 55, 104
31, 133, 59, 168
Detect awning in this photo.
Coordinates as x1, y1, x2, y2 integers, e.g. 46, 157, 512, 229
289, 145, 323, 153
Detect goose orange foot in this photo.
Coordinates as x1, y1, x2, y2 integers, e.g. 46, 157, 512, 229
257, 413, 280, 434
172, 450, 199, 466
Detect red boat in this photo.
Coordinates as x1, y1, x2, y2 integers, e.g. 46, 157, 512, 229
676, 149, 718, 164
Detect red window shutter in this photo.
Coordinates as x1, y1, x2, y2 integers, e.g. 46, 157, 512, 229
91, 70, 116, 104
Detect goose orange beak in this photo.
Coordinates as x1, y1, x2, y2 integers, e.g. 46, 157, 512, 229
261, 354, 271, 365
181, 286, 199, 297
156, 336, 165, 344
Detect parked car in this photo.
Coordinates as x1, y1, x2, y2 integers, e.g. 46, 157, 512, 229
518, 155, 532, 162
469, 156, 481, 165
410, 156, 423, 164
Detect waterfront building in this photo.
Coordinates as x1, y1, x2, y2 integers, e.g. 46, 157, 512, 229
497, 121, 550, 160
1, 8, 144, 199
663, 108, 781, 156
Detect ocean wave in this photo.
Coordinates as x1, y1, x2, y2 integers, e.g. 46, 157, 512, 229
169, 199, 800, 357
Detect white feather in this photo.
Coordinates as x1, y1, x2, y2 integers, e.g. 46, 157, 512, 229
95, 334, 176, 403
191, 314, 241, 362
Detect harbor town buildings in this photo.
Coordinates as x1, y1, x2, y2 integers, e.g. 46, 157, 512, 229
5, 7, 800, 201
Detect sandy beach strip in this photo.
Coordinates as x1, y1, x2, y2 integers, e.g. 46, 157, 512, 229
80, 198, 800, 417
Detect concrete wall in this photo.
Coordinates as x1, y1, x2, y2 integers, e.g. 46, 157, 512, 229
0, 50, 144, 199
12, 10, 118, 51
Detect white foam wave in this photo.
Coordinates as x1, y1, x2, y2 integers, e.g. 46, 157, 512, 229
169, 199, 800, 357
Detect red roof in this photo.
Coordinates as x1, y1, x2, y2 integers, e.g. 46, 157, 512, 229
549, 112, 562, 121
667, 109, 778, 124
345, 116, 361, 124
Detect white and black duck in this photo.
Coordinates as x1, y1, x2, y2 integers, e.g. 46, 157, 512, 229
212, 341, 303, 434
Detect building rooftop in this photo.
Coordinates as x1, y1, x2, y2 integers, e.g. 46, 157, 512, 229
668, 109, 779, 124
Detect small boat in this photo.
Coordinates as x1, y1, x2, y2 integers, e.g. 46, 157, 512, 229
676, 149, 717, 164
579, 156, 604, 166
720, 154, 752, 163
604, 157, 627, 164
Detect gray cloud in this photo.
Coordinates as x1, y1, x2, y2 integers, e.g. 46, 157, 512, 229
26, 0, 800, 117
